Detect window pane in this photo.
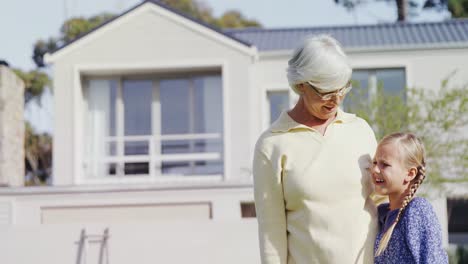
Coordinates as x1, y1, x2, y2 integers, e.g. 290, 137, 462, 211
376, 69, 406, 96
85, 79, 117, 178
161, 139, 222, 154
161, 160, 223, 176
193, 160, 223, 175
122, 80, 152, 176
160, 79, 190, 135
448, 199, 468, 233
268, 91, 289, 124
448, 199, 468, 244
161, 162, 190, 175
125, 141, 149, 155
124, 162, 149, 175
344, 69, 406, 110
193, 76, 223, 133
109, 84, 117, 137
123, 80, 152, 136
240, 202, 256, 218
351, 70, 370, 97
159, 75, 223, 176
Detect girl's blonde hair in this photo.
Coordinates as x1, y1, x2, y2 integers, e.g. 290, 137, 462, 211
375, 132, 426, 256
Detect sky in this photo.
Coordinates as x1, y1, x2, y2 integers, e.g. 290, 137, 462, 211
0, 0, 449, 134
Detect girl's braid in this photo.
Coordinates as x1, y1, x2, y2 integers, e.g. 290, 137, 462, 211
375, 166, 426, 256
393, 166, 426, 225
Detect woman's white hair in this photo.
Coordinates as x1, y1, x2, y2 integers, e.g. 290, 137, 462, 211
287, 34, 352, 94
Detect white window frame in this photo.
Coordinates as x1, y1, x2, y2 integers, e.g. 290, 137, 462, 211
73, 62, 229, 185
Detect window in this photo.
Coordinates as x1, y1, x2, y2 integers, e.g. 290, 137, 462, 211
83, 73, 223, 180
344, 68, 406, 110
268, 91, 289, 124
448, 199, 468, 244
240, 202, 256, 218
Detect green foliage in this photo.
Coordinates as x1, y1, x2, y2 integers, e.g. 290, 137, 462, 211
448, 0, 468, 17
345, 77, 468, 185
33, 38, 58, 67
33, 13, 116, 67
24, 122, 52, 185
456, 245, 468, 264
215, 10, 262, 28
160, 0, 261, 28
60, 13, 115, 43
12, 68, 51, 99
160, 0, 215, 23
448, 245, 468, 264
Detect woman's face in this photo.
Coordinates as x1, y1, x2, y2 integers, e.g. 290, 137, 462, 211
299, 83, 345, 120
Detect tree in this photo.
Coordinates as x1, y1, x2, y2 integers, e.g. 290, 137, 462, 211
159, 0, 261, 28
24, 122, 52, 185
215, 10, 262, 28
16, 14, 115, 186
334, 0, 449, 22
12, 69, 51, 102
447, 0, 468, 17
32, 13, 116, 68
345, 74, 468, 186
159, 0, 216, 24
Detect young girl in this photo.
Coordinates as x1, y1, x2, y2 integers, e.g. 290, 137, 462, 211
371, 132, 448, 264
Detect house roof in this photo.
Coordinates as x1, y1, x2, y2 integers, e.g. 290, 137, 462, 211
46, 0, 253, 59
224, 19, 468, 51
48, 0, 468, 59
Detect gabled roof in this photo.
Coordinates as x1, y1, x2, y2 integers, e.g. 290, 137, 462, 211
46, 0, 253, 61
224, 19, 468, 51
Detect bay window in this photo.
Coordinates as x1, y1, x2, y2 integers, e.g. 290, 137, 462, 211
83, 73, 223, 180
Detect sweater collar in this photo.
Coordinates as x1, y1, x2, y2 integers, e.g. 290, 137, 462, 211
378, 203, 400, 232
269, 108, 356, 133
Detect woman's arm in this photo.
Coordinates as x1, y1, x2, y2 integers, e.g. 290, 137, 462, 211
253, 148, 288, 264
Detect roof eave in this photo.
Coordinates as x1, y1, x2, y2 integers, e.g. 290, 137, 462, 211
257, 42, 468, 58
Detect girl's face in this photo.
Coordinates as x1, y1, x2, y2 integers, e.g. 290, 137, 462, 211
371, 142, 414, 197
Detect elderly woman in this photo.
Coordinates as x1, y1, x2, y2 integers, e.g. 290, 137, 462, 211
253, 35, 378, 264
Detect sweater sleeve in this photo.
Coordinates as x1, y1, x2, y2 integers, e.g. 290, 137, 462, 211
253, 148, 288, 264
404, 198, 448, 264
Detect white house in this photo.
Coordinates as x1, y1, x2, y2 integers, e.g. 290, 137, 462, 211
0, 1, 467, 263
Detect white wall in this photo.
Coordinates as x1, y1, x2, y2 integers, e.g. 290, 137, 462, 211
2, 184, 253, 226
0, 221, 259, 264
0, 184, 259, 264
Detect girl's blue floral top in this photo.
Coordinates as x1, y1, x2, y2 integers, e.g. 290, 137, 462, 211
374, 197, 448, 264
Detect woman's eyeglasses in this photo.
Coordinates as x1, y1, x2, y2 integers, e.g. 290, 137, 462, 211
306, 81, 352, 101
